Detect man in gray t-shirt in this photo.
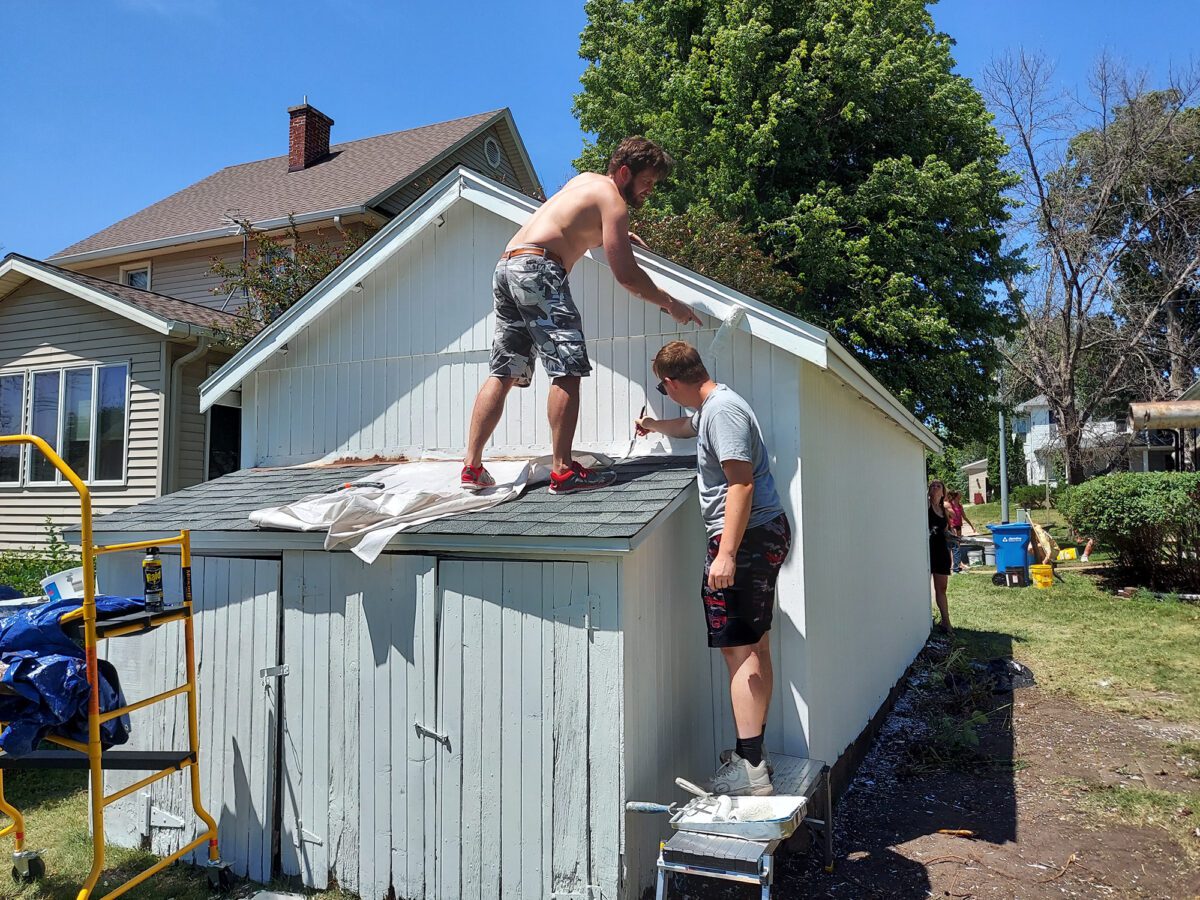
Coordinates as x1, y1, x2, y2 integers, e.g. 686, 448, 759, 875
636, 340, 792, 797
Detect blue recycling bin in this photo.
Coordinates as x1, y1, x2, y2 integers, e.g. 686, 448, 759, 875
988, 522, 1033, 576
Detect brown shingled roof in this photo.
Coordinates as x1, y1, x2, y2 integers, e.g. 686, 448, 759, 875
52, 110, 503, 259
3, 253, 247, 334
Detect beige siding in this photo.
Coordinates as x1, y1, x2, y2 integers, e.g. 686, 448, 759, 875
0, 282, 165, 549
76, 244, 246, 310
378, 126, 527, 216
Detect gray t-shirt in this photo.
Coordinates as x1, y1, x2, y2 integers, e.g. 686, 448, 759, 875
690, 385, 785, 537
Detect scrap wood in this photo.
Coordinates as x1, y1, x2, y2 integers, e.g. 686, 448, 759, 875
937, 828, 976, 837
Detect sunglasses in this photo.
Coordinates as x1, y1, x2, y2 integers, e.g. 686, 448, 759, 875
655, 380, 668, 396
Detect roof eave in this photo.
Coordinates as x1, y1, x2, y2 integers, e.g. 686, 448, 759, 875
49, 205, 370, 266
0, 257, 173, 335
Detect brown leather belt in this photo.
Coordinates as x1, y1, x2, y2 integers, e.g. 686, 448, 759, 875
500, 246, 565, 267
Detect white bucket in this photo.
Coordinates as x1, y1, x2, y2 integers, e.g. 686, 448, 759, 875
40, 567, 90, 602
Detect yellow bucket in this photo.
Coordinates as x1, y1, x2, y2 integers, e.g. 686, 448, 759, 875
1030, 564, 1054, 589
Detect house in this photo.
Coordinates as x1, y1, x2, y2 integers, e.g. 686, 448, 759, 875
1129, 382, 1200, 472
961, 457, 987, 504
1013, 394, 1171, 483
1, 106, 539, 547
0, 254, 243, 548
85, 167, 942, 899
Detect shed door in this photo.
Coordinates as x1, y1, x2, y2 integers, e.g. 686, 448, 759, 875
278, 550, 438, 898
97, 553, 281, 882
433, 559, 620, 900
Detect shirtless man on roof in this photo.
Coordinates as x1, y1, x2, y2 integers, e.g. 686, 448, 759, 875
461, 136, 701, 495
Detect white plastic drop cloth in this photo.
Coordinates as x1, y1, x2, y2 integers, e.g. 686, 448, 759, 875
249, 454, 612, 563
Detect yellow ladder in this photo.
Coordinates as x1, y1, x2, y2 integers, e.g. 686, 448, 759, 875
0, 435, 227, 899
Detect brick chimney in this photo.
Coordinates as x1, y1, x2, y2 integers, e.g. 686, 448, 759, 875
288, 102, 334, 172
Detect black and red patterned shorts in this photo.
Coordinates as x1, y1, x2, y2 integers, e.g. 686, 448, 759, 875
701, 513, 791, 648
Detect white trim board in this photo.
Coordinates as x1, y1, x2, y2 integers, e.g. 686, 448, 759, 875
198, 167, 941, 451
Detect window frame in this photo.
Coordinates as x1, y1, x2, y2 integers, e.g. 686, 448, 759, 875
0, 371, 27, 486
0, 361, 132, 489
119, 261, 153, 291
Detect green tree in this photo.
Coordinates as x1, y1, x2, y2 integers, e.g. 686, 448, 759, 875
575, 0, 1021, 440
210, 218, 372, 348
986, 428, 1026, 500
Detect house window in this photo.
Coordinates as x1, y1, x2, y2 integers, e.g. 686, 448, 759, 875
0, 363, 130, 487
119, 262, 152, 291
0, 373, 24, 484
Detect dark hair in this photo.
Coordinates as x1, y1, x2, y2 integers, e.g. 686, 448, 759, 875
653, 341, 709, 384
607, 136, 675, 179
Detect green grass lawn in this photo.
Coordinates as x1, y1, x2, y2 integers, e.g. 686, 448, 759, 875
948, 569, 1200, 724
0, 768, 352, 900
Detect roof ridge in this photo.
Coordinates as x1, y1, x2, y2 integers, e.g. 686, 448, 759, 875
214, 109, 504, 174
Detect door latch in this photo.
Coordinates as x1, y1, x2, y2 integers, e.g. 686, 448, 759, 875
259, 664, 289, 686
414, 722, 452, 751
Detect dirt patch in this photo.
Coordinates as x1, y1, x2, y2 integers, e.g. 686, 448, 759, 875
667, 668, 1199, 898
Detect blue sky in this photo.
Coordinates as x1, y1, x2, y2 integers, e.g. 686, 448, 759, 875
1, 1, 1195, 261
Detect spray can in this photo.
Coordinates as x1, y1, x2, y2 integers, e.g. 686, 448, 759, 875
143, 548, 164, 612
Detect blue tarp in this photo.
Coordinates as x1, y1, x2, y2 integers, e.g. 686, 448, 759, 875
0, 596, 140, 756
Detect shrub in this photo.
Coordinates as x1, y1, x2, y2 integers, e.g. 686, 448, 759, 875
1011, 484, 1049, 509
1058, 472, 1200, 591
0, 521, 79, 597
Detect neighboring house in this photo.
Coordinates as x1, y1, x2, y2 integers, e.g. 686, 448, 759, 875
961, 457, 987, 504
0, 254, 242, 549
2, 105, 539, 547
86, 168, 941, 899
1013, 394, 1168, 483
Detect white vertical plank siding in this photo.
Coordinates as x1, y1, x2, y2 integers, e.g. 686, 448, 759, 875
798, 362, 930, 763
618, 504, 714, 897
246, 202, 712, 467
279, 551, 436, 899
95, 552, 280, 882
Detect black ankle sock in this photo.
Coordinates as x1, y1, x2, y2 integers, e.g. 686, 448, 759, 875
736, 733, 764, 767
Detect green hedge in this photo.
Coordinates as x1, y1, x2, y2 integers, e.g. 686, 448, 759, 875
1058, 472, 1200, 590
0, 522, 79, 598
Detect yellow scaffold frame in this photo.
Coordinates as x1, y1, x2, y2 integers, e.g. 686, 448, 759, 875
0, 435, 225, 899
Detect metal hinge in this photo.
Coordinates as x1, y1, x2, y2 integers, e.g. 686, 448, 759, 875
259, 664, 289, 686
142, 793, 184, 831
414, 721, 452, 751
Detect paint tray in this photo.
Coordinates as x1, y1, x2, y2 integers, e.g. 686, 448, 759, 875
669, 794, 807, 842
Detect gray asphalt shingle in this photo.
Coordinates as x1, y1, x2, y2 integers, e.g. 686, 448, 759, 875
90, 457, 696, 543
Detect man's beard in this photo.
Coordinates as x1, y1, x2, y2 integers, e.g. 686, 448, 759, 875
621, 180, 645, 208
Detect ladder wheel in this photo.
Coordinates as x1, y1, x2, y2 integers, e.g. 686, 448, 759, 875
11, 856, 45, 882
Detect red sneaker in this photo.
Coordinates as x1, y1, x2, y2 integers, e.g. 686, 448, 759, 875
548, 462, 617, 495
460, 464, 496, 492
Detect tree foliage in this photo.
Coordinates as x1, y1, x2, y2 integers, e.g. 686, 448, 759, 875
575, 0, 1021, 440
210, 219, 372, 348
987, 54, 1200, 482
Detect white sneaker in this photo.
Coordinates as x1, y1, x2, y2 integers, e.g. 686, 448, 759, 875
1080, 555, 1089, 563
703, 751, 773, 796
719, 746, 775, 776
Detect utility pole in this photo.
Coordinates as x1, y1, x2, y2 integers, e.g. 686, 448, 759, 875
999, 408, 1009, 524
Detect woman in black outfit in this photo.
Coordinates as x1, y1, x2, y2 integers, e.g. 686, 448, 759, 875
928, 479, 953, 634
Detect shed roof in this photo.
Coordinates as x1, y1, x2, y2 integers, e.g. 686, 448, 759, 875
0, 253, 244, 338
87, 456, 696, 550
50, 110, 537, 263
199, 166, 942, 453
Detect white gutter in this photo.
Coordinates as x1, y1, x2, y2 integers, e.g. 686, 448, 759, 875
49, 205, 369, 266
166, 338, 210, 493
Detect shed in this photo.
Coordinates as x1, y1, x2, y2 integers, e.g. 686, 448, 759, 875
961, 457, 988, 505
88, 167, 941, 899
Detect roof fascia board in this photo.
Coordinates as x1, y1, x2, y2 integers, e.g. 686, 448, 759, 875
78, 527, 632, 557
362, 110, 508, 211
49, 205, 369, 266
496, 108, 544, 196
0, 258, 173, 335
200, 170, 467, 410
824, 339, 943, 452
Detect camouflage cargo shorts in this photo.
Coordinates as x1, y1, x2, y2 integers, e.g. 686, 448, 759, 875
489, 253, 591, 387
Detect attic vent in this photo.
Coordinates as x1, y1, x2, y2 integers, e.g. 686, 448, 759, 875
484, 136, 502, 169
